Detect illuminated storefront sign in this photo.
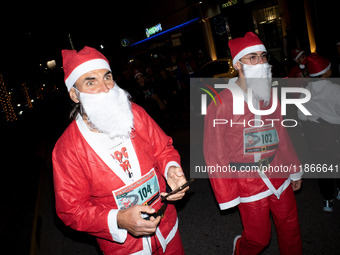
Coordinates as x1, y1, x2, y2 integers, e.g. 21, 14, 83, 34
146, 23, 162, 38
221, 0, 238, 8
132, 18, 199, 46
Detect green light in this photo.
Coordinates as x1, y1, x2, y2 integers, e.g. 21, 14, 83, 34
146, 23, 162, 38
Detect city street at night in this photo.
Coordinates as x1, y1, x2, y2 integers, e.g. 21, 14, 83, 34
3, 119, 340, 254
1, 0, 340, 254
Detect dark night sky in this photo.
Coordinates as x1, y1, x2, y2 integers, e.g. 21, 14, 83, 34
0, 2, 156, 83
1, 1, 201, 86
1, 0, 203, 89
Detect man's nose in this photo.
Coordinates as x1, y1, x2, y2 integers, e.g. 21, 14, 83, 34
100, 80, 113, 93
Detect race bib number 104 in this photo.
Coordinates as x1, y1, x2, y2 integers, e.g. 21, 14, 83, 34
112, 169, 160, 210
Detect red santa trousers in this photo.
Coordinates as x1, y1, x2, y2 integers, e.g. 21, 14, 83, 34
236, 186, 302, 255
150, 230, 185, 255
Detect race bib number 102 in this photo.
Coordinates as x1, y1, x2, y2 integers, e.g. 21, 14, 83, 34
244, 124, 279, 155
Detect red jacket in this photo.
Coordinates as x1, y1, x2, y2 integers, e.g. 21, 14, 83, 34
288, 65, 306, 78
203, 80, 302, 210
53, 103, 180, 254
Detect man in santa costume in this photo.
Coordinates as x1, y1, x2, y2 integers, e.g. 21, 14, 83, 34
203, 32, 303, 254
52, 46, 188, 254
297, 53, 340, 212
288, 49, 308, 78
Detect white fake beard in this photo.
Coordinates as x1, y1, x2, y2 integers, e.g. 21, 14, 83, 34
243, 63, 272, 107
79, 85, 134, 139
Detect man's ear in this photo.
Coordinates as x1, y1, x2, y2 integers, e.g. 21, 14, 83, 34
234, 61, 242, 71
234, 61, 244, 78
69, 87, 80, 103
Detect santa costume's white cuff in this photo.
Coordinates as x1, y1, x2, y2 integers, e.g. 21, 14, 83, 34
108, 209, 127, 243
290, 170, 303, 181
164, 161, 181, 180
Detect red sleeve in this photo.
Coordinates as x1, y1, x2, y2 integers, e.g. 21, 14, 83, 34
271, 100, 302, 178
52, 133, 113, 241
203, 95, 232, 176
203, 93, 239, 205
288, 66, 301, 78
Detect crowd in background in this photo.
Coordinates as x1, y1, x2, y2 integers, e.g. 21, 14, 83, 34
111, 50, 208, 131
108, 39, 340, 132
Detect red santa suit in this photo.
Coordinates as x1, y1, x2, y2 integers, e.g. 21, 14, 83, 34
288, 65, 306, 78
53, 103, 184, 254
297, 54, 339, 125
288, 49, 307, 78
203, 77, 303, 254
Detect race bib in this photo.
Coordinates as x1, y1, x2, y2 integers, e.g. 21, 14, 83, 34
244, 124, 279, 155
112, 169, 160, 210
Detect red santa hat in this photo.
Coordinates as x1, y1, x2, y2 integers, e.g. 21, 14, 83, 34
62, 46, 111, 91
306, 53, 331, 77
228, 32, 266, 68
291, 49, 304, 62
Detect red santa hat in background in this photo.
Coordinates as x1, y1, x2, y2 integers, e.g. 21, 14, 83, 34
228, 32, 266, 69
305, 53, 331, 77
62, 46, 111, 91
291, 49, 304, 62
132, 69, 143, 79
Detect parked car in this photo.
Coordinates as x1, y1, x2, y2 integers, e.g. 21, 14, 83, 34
198, 58, 238, 78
